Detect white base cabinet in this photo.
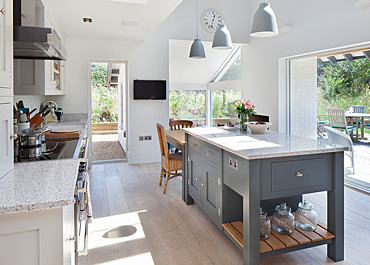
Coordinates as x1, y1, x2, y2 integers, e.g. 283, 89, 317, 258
0, 97, 13, 178
0, 204, 75, 265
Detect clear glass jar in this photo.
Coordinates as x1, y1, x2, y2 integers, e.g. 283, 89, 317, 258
260, 207, 270, 240
272, 202, 295, 235
295, 200, 317, 231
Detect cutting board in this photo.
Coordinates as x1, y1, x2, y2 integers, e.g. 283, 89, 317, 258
45, 129, 81, 140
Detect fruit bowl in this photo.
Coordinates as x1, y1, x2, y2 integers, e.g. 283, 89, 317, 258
246, 122, 272, 134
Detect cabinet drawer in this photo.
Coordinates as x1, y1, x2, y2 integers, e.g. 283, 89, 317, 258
188, 136, 201, 154
271, 158, 323, 192
261, 154, 333, 200
202, 143, 221, 166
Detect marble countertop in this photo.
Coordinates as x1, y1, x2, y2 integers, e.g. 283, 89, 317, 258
184, 127, 348, 160
0, 159, 80, 215
48, 113, 88, 126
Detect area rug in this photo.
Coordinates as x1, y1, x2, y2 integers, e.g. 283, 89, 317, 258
92, 134, 126, 161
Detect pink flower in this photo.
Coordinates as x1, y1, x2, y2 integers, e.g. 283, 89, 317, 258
235, 102, 238, 106
247, 105, 251, 110
241, 99, 245, 104
253, 104, 255, 108
237, 101, 241, 105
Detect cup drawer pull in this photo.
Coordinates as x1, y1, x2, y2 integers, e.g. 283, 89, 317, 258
296, 172, 303, 178
207, 152, 213, 156
190, 143, 197, 147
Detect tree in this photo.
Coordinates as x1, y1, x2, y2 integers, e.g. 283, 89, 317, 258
318, 59, 370, 100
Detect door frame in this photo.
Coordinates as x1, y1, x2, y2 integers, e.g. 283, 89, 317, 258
87, 59, 129, 163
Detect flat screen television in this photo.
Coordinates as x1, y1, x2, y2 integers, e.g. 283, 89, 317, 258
134, 80, 166, 100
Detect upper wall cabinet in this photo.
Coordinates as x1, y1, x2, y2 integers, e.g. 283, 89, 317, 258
0, 0, 13, 96
14, 10, 66, 96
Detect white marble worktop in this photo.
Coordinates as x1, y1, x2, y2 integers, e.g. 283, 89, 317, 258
0, 159, 79, 215
184, 127, 348, 160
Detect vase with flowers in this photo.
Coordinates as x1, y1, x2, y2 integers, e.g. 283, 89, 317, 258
234, 99, 256, 132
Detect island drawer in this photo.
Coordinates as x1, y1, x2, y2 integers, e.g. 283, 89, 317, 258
188, 136, 201, 154
202, 143, 222, 166
261, 154, 333, 200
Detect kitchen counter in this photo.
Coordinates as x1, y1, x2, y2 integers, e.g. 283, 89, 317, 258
184, 127, 348, 160
0, 159, 79, 215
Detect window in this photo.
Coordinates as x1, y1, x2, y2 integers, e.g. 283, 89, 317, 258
169, 90, 206, 126
211, 90, 241, 125
218, 56, 241, 81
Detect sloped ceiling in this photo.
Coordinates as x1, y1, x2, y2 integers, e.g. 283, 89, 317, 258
169, 39, 235, 89
41, 0, 183, 41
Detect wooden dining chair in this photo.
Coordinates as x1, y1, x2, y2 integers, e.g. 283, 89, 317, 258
169, 120, 193, 130
156, 123, 182, 194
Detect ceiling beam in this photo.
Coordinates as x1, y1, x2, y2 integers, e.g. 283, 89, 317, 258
327, 56, 337, 65
343, 54, 354, 63
317, 47, 370, 58
363, 51, 370, 60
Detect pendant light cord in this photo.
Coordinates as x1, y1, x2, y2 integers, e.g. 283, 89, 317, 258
196, 0, 199, 38
221, 0, 225, 25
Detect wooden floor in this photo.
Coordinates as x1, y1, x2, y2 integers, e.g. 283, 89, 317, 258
80, 162, 370, 265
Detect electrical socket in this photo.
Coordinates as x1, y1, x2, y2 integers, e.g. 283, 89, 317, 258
139, 135, 152, 141
228, 157, 238, 171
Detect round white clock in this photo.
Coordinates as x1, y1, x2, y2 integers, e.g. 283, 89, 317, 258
201, 8, 223, 33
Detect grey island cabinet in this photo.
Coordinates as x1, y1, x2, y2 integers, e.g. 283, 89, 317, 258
182, 127, 347, 265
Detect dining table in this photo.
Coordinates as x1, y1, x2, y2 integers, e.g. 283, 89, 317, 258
345, 112, 370, 140
165, 129, 187, 201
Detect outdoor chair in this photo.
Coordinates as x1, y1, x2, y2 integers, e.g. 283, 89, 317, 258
156, 123, 182, 194
317, 115, 329, 138
324, 126, 355, 174
327, 108, 355, 138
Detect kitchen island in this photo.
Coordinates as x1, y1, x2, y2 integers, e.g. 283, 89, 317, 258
183, 127, 347, 265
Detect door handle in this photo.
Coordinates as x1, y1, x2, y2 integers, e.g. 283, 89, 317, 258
195, 178, 200, 182
295, 172, 303, 178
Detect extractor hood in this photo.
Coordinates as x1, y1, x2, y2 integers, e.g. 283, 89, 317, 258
13, 0, 67, 60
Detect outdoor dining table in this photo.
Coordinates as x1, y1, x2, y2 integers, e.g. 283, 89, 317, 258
345, 112, 370, 140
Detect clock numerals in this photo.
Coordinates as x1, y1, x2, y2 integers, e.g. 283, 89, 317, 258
201, 9, 222, 32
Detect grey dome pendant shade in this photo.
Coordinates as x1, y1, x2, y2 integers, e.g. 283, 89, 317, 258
189, 0, 206, 59
212, 24, 233, 50
189, 38, 206, 59
250, 1, 279, 37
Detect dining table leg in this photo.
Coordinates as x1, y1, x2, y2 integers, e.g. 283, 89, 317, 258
361, 116, 365, 139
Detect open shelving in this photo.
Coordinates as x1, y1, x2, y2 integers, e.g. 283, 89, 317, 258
222, 217, 335, 257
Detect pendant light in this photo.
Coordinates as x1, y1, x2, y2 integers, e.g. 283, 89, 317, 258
250, 0, 279, 37
189, 0, 206, 59
212, 0, 233, 50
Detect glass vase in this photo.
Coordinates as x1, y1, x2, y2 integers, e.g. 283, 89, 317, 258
240, 113, 249, 131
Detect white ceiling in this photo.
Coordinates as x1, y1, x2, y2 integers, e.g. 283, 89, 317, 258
41, 0, 183, 41
169, 39, 235, 88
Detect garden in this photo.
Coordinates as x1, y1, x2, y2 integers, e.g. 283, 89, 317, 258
91, 63, 119, 123
317, 58, 370, 134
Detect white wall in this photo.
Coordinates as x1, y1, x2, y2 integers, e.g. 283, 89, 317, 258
290, 57, 317, 139
56, 38, 140, 113
242, 0, 370, 131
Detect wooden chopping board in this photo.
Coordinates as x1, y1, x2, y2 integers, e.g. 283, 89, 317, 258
45, 129, 81, 140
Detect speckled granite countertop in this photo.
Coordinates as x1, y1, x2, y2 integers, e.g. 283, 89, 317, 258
184, 127, 348, 160
0, 159, 79, 215
47, 113, 88, 126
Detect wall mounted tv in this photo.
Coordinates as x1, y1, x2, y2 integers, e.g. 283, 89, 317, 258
133, 80, 167, 100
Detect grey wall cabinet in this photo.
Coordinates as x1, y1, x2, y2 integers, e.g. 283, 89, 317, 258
0, 0, 13, 96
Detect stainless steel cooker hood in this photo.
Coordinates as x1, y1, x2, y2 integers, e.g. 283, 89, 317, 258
13, 0, 67, 60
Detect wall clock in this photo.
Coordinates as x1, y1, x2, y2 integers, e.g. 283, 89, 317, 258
201, 8, 223, 33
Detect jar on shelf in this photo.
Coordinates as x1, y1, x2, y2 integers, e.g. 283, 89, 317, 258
295, 200, 317, 231
272, 202, 295, 235
260, 207, 270, 240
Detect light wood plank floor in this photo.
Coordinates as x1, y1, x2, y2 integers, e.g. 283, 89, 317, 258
80, 162, 370, 265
